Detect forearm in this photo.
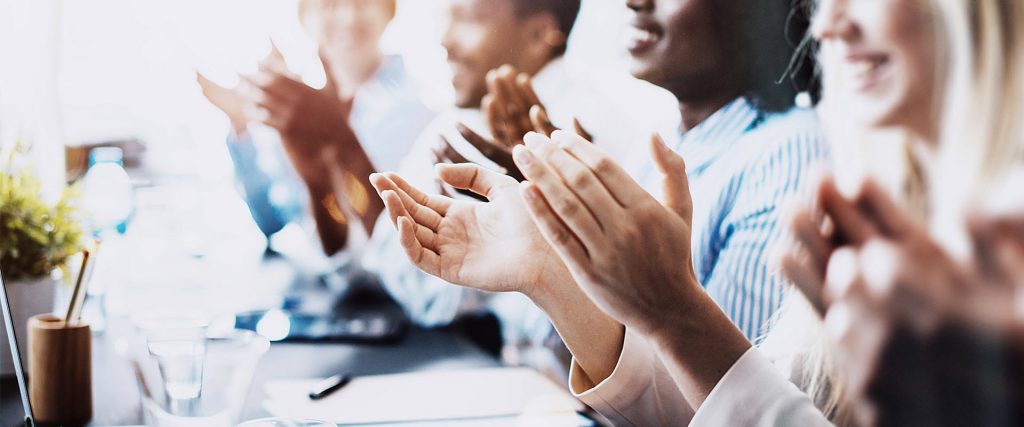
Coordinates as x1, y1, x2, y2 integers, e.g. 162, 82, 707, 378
529, 267, 625, 387
648, 285, 752, 410
329, 144, 385, 237
306, 180, 350, 256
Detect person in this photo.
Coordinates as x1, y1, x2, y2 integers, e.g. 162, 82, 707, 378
370, 0, 827, 423
197, 0, 434, 250
397, 0, 1023, 424
256, 0, 674, 377
774, 0, 1024, 423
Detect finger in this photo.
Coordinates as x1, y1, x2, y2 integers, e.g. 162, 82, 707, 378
529, 105, 558, 136
790, 208, 833, 272
370, 173, 446, 230
522, 133, 621, 227
384, 172, 453, 215
650, 134, 692, 221
318, 47, 339, 94
513, 141, 607, 249
438, 135, 471, 164
242, 72, 301, 102
818, 177, 877, 246
854, 179, 915, 239
549, 130, 648, 207
515, 73, 543, 108
380, 190, 440, 251
483, 93, 511, 147
573, 118, 594, 142
780, 253, 827, 315
397, 216, 443, 277
435, 163, 517, 201
496, 67, 533, 135
267, 39, 286, 66
823, 247, 866, 308
455, 123, 522, 181
520, 181, 591, 267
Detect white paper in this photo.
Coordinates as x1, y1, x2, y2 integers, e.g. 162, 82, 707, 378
262, 367, 585, 425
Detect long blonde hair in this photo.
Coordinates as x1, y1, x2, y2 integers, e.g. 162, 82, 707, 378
764, 0, 1024, 424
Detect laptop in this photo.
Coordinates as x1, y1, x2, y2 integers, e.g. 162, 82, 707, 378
0, 266, 34, 427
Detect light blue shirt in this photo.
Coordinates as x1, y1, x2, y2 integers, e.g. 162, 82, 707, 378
226, 55, 435, 237
640, 97, 829, 341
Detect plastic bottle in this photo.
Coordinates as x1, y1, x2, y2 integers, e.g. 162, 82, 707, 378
81, 147, 134, 235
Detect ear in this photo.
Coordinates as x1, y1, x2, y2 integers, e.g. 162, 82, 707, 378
522, 13, 566, 61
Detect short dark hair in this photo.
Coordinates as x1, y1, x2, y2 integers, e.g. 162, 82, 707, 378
722, 0, 820, 112
509, 0, 582, 56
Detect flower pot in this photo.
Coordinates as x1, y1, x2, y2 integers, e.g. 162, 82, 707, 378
1, 275, 59, 376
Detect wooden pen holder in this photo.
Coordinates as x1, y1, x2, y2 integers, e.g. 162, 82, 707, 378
28, 314, 92, 426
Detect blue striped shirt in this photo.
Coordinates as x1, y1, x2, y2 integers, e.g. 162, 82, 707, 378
639, 97, 829, 341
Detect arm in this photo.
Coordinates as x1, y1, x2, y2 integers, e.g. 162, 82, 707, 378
514, 131, 752, 409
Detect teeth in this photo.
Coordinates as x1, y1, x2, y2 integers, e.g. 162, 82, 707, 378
626, 27, 658, 44
853, 58, 884, 79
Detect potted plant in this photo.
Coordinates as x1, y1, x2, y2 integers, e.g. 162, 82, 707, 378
0, 147, 83, 376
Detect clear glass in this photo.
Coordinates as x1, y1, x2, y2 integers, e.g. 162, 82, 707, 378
236, 418, 334, 427
118, 323, 269, 427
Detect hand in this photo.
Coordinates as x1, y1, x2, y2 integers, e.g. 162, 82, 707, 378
781, 180, 1024, 426
197, 73, 250, 136
369, 165, 571, 296
243, 50, 353, 149
512, 130, 698, 337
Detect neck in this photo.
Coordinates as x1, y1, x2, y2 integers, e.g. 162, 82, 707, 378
333, 50, 384, 98
676, 92, 740, 132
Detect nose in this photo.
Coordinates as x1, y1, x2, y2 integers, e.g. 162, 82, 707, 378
441, 23, 457, 59
812, 0, 856, 41
626, 0, 653, 13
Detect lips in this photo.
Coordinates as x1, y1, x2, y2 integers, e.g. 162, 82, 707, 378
846, 54, 890, 91
626, 19, 663, 55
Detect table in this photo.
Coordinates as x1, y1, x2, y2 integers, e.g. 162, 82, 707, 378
2, 321, 498, 426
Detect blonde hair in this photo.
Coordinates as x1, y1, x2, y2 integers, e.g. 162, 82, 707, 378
764, 0, 1024, 425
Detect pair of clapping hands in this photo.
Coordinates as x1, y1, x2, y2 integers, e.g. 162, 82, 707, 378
196, 45, 360, 184
780, 175, 1024, 425
371, 106, 698, 350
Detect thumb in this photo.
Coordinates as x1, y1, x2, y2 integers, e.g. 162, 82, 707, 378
318, 47, 340, 93
435, 163, 516, 201
650, 133, 691, 221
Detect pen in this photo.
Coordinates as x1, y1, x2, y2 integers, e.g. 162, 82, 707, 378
308, 373, 352, 400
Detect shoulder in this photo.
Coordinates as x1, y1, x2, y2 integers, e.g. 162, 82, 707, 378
742, 107, 830, 182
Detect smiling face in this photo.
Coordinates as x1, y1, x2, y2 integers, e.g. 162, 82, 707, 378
813, 0, 939, 137
624, 0, 745, 104
441, 0, 544, 108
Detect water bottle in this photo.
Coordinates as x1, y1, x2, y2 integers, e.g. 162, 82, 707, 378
81, 147, 134, 235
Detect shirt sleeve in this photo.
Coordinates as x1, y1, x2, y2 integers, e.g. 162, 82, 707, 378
568, 329, 694, 426
691, 348, 832, 426
225, 131, 306, 237
701, 130, 829, 340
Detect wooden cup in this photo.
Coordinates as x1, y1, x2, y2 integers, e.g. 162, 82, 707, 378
28, 314, 92, 426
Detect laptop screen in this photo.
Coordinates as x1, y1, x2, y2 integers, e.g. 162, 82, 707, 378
0, 267, 34, 426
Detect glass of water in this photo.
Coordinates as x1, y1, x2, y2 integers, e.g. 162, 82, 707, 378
121, 314, 270, 426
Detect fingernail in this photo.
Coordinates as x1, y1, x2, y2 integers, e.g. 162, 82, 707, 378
514, 145, 533, 165
523, 132, 544, 150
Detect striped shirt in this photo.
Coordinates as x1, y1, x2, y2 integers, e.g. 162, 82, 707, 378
638, 97, 829, 340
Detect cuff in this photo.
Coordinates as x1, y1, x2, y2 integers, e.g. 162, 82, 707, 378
691, 347, 829, 426
568, 328, 655, 419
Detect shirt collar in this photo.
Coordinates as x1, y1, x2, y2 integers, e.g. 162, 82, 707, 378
673, 97, 763, 174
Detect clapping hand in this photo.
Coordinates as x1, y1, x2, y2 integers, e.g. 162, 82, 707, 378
433, 65, 592, 185
368, 164, 572, 297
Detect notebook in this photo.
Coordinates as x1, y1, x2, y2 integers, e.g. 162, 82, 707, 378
263, 367, 586, 425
